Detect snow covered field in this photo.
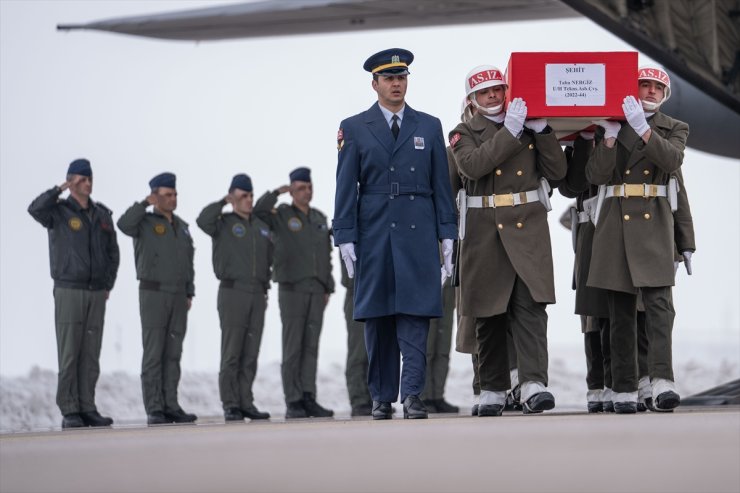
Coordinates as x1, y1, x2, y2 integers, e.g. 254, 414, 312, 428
2, 340, 737, 433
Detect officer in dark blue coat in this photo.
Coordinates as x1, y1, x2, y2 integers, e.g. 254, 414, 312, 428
333, 48, 457, 419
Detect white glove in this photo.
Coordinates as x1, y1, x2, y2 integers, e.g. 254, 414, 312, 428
592, 119, 620, 140
339, 243, 357, 278
442, 239, 454, 279
622, 96, 650, 137
504, 98, 527, 138
524, 118, 547, 133
682, 251, 693, 275
579, 131, 595, 140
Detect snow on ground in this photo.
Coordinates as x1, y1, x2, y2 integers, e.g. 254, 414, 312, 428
2, 340, 737, 433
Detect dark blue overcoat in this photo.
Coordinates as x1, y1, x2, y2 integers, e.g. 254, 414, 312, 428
333, 102, 457, 320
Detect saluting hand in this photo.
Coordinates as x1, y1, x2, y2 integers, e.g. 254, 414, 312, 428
276, 185, 290, 195
145, 193, 158, 206
59, 180, 71, 191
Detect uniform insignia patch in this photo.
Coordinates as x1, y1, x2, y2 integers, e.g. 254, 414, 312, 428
414, 137, 425, 150
337, 128, 344, 151
182, 226, 190, 237
288, 217, 303, 232
450, 133, 461, 148
68, 217, 82, 231
259, 228, 270, 238
232, 223, 246, 238
154, 223, 167, 235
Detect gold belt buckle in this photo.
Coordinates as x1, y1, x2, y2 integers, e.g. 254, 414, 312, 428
494, 193, 514, 207
624, 184, 644, 197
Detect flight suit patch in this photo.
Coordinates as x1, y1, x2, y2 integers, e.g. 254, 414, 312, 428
259, 228, 270, 238
450, 133, 461, 148
232, 223, 246, 238
288, 217, 303, 232
181, 225, 191, 237
153, 223, 167, 235
68, 217, 82, 231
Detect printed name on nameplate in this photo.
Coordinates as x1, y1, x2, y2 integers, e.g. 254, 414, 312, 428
545, 63, 606, 106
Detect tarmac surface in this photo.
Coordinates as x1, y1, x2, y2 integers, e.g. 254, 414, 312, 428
1, 407, 739, 493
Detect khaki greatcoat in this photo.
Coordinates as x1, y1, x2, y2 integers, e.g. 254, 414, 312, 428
585, 111, 689, 293
450, 114, 567, 317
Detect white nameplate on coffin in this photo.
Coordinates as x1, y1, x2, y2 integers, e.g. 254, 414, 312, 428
545, 63, 606, 106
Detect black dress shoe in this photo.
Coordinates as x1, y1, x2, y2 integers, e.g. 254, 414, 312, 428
372, 401, 392, 420
523, 391, 555, 414
422, 399, 439, 413
434, 399, 460, 414
224, 408, 244, 422
165, 409, 198, 423
655, 391, 680, 412
80, 410, 114, 427
478, 404, 504, 417
351, 403, 373, 417
302, 393, 334, 418
285, 401, 308, 419
402, 395, 428, 419
471, 404, 479, 416
587, 401, 604, 413
62, 413, 86, 429
147, 412, 171, 425
241, 406, 270, 420
614, 401, 637, 414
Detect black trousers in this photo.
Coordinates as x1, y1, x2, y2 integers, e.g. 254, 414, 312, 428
476, 277, 548, 392
584, 317, 611, 390
607, 287, 674, 393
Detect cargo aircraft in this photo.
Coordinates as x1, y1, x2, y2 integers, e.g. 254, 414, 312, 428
57, 0, 740, 159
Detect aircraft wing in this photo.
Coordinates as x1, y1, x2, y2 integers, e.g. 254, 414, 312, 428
56, 0, 579, 40
57, 0, 740, 158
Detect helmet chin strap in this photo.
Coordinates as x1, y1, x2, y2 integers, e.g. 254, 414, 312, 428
640, 99, 661, 111
470, 96, 504, 116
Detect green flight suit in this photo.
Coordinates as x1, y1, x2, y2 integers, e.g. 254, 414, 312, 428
117, 201, 195, 415
196, 200, 273, 411
254, 191, 334, 404
341, 261, 371, 409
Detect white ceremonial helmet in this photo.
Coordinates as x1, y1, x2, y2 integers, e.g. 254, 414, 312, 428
637, 65, 671, 111
460, 97, 474, 123
464, 65, 507, 116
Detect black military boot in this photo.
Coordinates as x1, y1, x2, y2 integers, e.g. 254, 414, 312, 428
402, 395, 428, 419
224, 408, 244, 422
504, 384, 522, 411
165, 409, 198, 424
434, 399, 460, 414
79, 410, 114, 427
614, 401, 638, 414
302, 393, 334, 418
422, 399, 439, 413
351, 402, 373, 417
522, 391, 555, 414
241, 405, 270, 420
588, 401, 604, 413
147, 412, 170, 426
62, 413, 86, 429
285, 401, 308, 419
471, 404, 479, 416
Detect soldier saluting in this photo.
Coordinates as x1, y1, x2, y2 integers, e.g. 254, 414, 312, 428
117, 172, 197, 425
29, 158, 119, 429
196, 174, 273, 422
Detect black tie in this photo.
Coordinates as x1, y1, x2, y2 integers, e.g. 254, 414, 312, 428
391, 114, 400, 140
